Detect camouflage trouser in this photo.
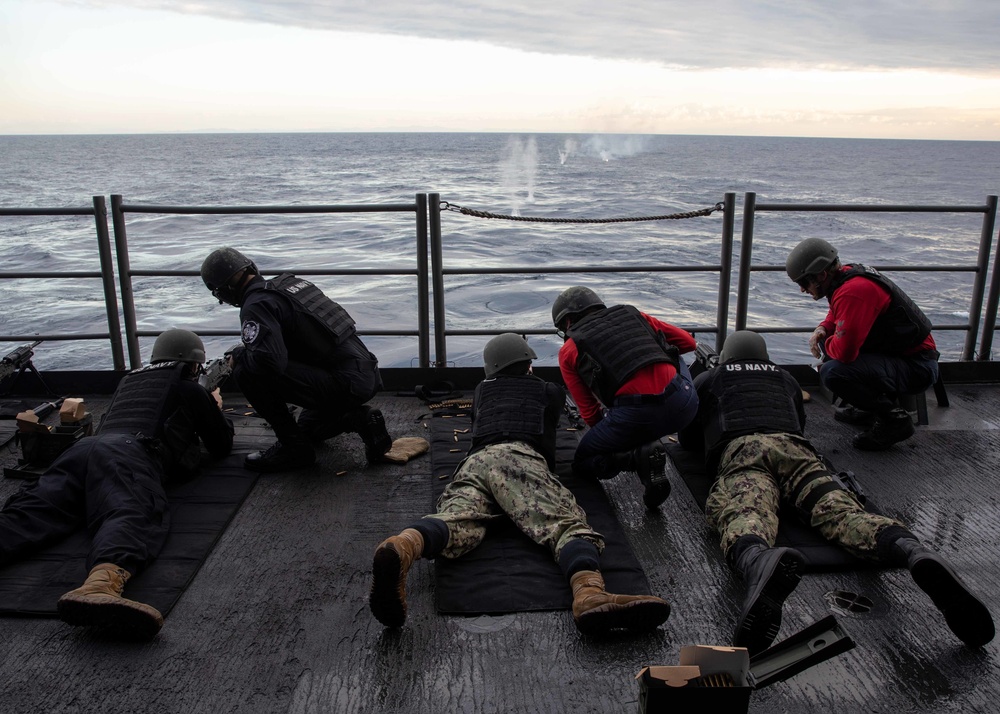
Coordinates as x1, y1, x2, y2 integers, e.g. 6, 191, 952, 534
426, 442, 604, 561
705, 433, 903, 560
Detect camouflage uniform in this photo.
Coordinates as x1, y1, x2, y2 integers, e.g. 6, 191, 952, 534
705, 432, 903, 559
427, 442, 604, 560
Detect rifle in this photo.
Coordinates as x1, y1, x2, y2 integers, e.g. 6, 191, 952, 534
197, 346, 239, 392
0, 340, 42, 383
691, 340, 719, 376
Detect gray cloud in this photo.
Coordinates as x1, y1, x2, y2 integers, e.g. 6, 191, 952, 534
95, 0, 1000, 71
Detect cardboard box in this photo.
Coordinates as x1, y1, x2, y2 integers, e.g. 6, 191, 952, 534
637, 616, 855, 714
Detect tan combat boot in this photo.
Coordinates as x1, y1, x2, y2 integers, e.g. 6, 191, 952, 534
369, 528, 424, 627
57, 563, 164, 640
570, 570, 671, 635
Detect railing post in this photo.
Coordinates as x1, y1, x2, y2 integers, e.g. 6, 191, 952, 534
92, 196, 126, 370
110, 194, 142, 369
978, 195, 1000, 360
734, 192, 757, 332
428, 193, 447, 367
715, 192, 736, 352
415, 193, 430, 368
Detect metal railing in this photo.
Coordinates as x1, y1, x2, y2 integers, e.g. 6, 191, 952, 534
2, 192, 999, 369
0, 196, 126, 369
428, 192, 737, 366
109, 194, 430, 369
734, 193, 999, 360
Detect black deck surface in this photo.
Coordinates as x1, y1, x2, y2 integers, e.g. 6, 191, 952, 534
1, 382, 998, 713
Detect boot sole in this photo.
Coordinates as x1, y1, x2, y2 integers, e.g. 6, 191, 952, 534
734, 550, 804, 655
362, 409, 393, 465
575, 599, 671, 636
639, 445, 670, 509
911, 556, 996, 647
370, 544, 407, 627
57, 594, 163, 640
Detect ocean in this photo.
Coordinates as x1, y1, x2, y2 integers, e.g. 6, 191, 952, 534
1, 132, 998, 370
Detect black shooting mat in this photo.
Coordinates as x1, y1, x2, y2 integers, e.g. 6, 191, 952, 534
427, 406, 652, 615
664, 441, 886, 571
0, 403, 269, 618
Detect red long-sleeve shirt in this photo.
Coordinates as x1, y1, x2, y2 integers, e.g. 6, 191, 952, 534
558, 311, 696, 426
819, 269, 936, 363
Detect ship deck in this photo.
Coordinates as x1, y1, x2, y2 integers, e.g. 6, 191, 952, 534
1, 368, 999, 714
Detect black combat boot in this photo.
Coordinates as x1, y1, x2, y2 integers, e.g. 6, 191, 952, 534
880, 531, 995, 647
852, 408, 915, 451
730, 536, 805, 655
833, 404, 876, 426
351, 406, 393, 464
244, 437, 316, 472
634, 442, 671, 510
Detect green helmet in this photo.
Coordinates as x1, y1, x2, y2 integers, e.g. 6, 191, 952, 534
483, 333, 537, 377
151, 329, 206, 364
200, 247, 258, 305
785, 238, 838, 282
719, 330, 769, 363
552, 286, 605, 329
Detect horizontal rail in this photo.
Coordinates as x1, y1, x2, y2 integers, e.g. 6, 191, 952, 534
117, 203, 417, 214
441, 264, 721, 275
753, 203, 990, 212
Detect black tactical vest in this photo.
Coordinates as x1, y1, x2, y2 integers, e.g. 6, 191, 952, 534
700, 360, 803, 465
98, 361, 184, 437
266, 273, 357, 345
829, 264, 933, 355
568, 304, 680, 405
470, 375, 558, 469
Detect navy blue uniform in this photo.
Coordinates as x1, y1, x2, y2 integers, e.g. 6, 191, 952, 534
0, 377, 233, 575
231, 276, 382, 442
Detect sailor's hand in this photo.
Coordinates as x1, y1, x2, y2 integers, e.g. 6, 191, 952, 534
808, 327, 827, 359
211, 388, 223, 410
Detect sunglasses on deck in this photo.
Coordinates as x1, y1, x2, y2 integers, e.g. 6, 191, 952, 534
795, 274, 817, 289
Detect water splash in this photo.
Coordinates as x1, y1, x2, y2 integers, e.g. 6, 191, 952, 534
558, 138, 578, 165
498, 136, 538, 215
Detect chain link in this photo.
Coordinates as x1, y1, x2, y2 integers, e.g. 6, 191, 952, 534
438, 201, 724, 223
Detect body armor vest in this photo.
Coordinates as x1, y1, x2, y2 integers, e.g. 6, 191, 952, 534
829, 264, 932, 355
568, 304, 679, 405
267, 273, 356, 345
701, 361, 802, 465
470, 375, 557, 468
98, 362, 184, 437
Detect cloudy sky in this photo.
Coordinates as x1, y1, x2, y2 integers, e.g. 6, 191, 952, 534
2, 0, 999, 139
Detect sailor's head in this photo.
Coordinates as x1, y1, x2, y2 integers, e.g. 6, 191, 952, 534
201, 247, 259, 306
786, 238, 840, 300
483, 333, 537, 377
551, 286, 606, 335
151, 329, 206, 366
719, 330, 769, 363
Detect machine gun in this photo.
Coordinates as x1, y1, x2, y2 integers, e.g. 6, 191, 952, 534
690, 340, 720, 376
197, 346, 239, 392
0, 340, 54, 395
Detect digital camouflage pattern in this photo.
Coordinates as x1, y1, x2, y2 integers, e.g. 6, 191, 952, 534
427, 442, 604, 560
705, 433, 903, 558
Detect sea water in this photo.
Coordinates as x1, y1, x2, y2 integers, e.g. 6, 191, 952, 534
1, 133, 998, 369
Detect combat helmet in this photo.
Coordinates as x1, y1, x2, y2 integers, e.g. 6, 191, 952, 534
151, 329, 206, 365
483, 333, 537, 377
719, 330, 769, 363
552, 286, 605, 329
785, 238, 838, 283
200, 247, 258, 305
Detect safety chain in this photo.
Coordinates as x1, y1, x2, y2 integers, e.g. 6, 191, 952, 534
438, 201, 724, 224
